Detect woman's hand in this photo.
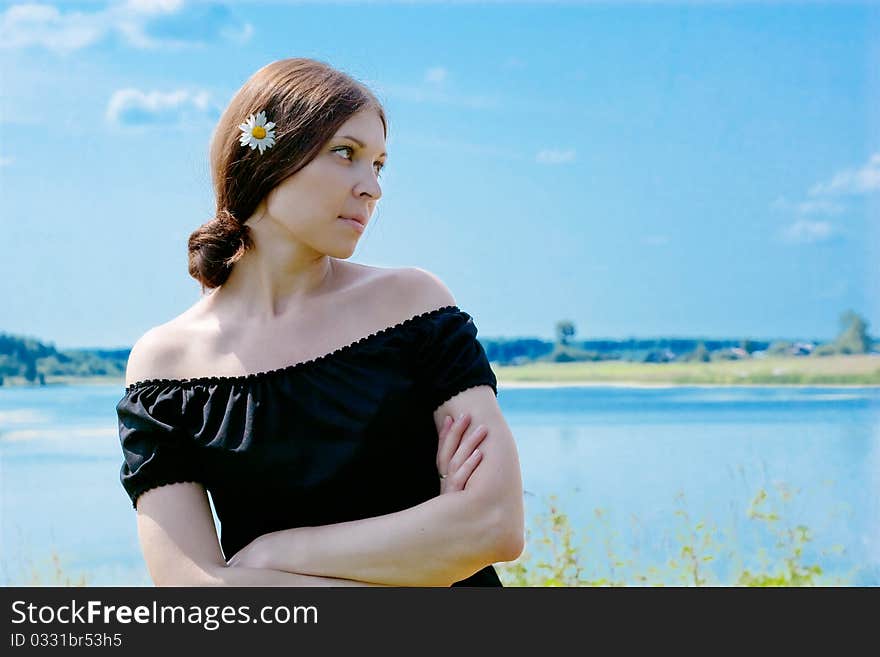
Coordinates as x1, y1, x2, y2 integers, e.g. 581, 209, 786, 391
436, 413, 488, 494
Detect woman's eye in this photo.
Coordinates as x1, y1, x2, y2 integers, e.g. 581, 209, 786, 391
334, 146, 384, 177
334, 146, 355, 160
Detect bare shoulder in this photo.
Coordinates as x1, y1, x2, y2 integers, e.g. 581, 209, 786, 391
124, 324, 187, 388
346, 261, 456, 319
379, 266, 457, 315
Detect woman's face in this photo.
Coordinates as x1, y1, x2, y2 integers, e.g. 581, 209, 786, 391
259, 108, 386, 258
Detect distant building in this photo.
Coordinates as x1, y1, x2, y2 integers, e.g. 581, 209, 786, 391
644, 349, 676, 363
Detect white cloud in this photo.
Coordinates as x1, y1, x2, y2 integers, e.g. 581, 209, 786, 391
808, 152, 880, 197
780, 219, 835, 244
642, 235, 670, 246
124, 0, 185, 15
771, 196, 845, 216
0, 4, 106, 52
0, 155, 14, 167
425, 66, 449, 84
0, 1, 252, 53
219, 21, 254, 44
794, 198, 846, 215
106, 87, 217, 126
771, 152, 879, 244
536, 148, 576, 165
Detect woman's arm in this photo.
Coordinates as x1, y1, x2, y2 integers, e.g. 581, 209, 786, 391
243, 489, 505, 587
133, 481, 387, 586
238, 390, 525, 587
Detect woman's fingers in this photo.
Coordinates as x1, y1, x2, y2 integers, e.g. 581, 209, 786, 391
448, 424, 488, 475
437, 413, 488, 494
437, 413, 471, 473
446, 448, 483, 493
454, 449, 483, 488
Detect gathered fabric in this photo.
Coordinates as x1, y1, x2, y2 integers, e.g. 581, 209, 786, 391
116, 305, 501, 587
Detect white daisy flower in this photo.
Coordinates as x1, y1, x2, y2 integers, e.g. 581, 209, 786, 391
238, 110, 276, 154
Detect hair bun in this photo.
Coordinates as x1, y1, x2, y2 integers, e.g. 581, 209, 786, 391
187, 208, 253, 291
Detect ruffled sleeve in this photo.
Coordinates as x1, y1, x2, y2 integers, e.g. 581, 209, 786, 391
116, 383, 203, 510
415, 307, 498, 413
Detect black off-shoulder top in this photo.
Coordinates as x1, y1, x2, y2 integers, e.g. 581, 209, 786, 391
115, 305, 502, 587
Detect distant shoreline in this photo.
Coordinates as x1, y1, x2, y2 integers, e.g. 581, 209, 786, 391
2, 355, 878, 389
493, 354, 880, 387
1, 374, 878, 390
498, 381, 880, 389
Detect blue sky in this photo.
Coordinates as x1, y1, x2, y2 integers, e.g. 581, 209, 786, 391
1, 0, 878, 349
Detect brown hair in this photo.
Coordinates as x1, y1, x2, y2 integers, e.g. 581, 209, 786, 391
187, 57, 388, 292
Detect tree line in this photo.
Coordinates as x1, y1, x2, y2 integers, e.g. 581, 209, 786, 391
0, 309, 874, 385
532, 310, 874, 365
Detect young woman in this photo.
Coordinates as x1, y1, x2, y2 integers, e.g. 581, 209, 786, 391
116, 58, 525, 587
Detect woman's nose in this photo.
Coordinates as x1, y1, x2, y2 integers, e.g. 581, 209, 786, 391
356, 168, 381, 199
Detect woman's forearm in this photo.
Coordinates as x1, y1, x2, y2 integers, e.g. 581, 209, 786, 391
199, 565, 388, 587
255, 490, 510, 587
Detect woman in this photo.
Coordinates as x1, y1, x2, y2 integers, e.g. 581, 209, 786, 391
116, 57, 525, 587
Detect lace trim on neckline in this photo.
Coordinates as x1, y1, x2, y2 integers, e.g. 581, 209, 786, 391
124, 304, 460, 393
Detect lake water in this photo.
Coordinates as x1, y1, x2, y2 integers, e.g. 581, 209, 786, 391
1, 383, 878, 586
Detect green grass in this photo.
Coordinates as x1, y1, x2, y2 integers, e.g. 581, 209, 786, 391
496, 483, 857, 587
494, 354, 880, 386
5, 551, 91, 587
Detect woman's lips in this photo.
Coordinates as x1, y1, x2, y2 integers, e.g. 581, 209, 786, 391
339, 217, 365, 233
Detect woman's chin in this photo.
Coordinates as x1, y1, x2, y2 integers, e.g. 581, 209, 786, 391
325, 242, 357, 259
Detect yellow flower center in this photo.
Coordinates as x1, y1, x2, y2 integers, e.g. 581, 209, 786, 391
251, 126, 267, 139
